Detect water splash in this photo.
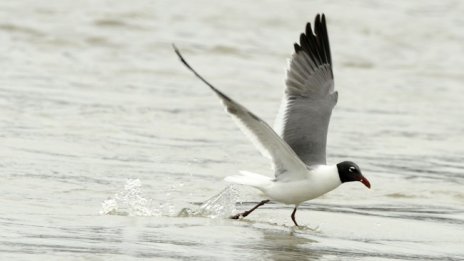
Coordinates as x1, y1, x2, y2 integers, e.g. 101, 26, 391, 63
178, 185, 240, 219
100, 179, 240, 219
100, 179, 156, 216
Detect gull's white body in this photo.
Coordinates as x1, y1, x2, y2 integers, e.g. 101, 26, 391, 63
226, 165, 341, 204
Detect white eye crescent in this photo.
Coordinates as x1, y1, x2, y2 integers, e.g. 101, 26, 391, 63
349, 167, 356, 173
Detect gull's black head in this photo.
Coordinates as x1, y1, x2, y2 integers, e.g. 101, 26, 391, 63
337, 161, 371, 189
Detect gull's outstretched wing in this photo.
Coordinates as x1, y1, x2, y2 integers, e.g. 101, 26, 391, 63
274, 14, 338, 166
173, 45, 308, 181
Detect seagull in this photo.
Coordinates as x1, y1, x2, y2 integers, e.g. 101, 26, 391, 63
173, 14, 371, 226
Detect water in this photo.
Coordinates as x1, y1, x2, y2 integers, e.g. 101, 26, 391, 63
1, 0, 464, 260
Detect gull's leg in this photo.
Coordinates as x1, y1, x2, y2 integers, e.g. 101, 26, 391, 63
291, 206, 299, 226
230, 199, 270, 219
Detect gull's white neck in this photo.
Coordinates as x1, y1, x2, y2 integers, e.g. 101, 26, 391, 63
307, 164, 341, 190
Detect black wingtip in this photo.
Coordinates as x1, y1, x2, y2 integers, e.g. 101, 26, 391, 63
172, 43, 191, 70
315, 13, 321, 24
299, 33, 309, 51
172, 43, 180, 58
305, 22, 313, 38
172, 44, 234, 103
295, 14, 332, 69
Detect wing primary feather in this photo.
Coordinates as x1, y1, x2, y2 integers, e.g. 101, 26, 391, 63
314, 15, 327, 65
305, 23, 323, 65
320, 15, 330, 63
294, 43, 303, 52
299, 33, 311, 56
172, 44, 231, 102
321, 14, 333, 76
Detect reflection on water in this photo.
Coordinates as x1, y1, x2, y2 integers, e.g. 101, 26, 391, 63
1, 0, 464, 260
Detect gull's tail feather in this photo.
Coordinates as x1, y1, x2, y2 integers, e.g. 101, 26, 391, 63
225, 171, 273, 189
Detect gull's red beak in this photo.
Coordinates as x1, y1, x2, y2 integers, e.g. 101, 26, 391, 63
360, 177, 371, 189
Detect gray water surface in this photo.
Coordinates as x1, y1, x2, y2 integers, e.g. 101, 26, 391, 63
1, 0, 464, 260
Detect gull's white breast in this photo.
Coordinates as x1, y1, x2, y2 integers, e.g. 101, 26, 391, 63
262, 165, 341, 204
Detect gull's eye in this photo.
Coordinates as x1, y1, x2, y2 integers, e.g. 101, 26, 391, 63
349, 167, 356, 173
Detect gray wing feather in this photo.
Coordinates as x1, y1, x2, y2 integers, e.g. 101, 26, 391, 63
211, 89, 309, 181
275, 14, 337, 166
173, 45, 308, 181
